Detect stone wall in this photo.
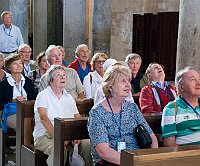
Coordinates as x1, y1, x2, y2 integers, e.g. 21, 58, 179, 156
63, 0, 86, 63
110, 0, 180, 61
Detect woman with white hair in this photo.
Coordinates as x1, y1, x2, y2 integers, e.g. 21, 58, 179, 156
83, 52, 108, 99
33, 64, 92, 166
88, 65, 158, 165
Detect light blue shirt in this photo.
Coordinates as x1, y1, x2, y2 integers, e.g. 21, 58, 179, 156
0, 24, 24, 52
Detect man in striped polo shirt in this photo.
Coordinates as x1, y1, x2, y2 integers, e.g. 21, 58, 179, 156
162, 66, 200, 146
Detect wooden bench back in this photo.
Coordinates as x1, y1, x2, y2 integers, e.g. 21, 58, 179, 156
54, 117, 89, 166
76, 99, 94, 117
16, 100, 35, 166
121, 145, 200, 166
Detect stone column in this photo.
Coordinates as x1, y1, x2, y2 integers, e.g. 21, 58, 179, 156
92, 0, 111, 56
33, 0, 47, 58
176, 0, 200, 73
0, 0, 28, 44
63, 0, 86, 63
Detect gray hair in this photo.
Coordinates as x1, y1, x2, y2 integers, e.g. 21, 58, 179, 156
0, 52, 5, 61
175, 66, 194, 94
125, 53, 142, 63
45, 45, 61, 65
18, 44, 32, 52
1, 11, 11, 20
46, 64, 66, 85
75, 44, 88, 57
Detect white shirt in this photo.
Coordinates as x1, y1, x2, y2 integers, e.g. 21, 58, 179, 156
83, 70, 103, 99
33, 86, 79, 140
7, 74, 27, 99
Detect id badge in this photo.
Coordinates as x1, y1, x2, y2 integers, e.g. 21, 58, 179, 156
117, 142, 126, 153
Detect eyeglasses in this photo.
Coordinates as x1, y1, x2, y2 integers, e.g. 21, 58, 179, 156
80, 50, 90, 55
96, 60, 105, 65
21, 51, 31, 54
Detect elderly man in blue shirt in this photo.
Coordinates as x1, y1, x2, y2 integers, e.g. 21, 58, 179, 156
0, 11, 24, 57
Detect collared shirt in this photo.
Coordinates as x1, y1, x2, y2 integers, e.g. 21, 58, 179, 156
7, 74, 27, 99
83, 70, 103, 99
162, 96, 200, 145
0, 24, 24, 52
23, 60, 36, 76
33, 86, 79, 140
152, 81, 168, 89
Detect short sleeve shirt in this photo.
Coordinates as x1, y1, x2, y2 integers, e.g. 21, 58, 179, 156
33, 86, 79, 140
88, 100, 153, 163
162, 96, 200, 145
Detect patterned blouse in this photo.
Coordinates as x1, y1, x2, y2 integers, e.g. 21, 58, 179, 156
88, 100, 153, 163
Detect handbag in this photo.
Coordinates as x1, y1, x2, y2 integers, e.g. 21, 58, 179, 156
135, 124, 152, 149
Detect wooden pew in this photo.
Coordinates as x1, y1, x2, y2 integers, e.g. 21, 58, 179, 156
133, 95, 140, 109
53, 114, 162, 166
16, 100, 48, 166
0, 127, 16, 166
143, 113, 162, 134
76, 99, 94, 117
54, 117, 89, 166
143, 113, 162, 146
121, 145, 200, 166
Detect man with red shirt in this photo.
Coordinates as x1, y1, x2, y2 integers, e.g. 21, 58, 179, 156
68, 44, 92, 84
139, 63, 177, 113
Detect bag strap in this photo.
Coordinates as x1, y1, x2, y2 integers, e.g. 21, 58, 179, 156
173, 101, 178, 117
90, 73, 92, 84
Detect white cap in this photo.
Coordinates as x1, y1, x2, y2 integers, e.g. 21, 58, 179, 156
103, 58, 117, 71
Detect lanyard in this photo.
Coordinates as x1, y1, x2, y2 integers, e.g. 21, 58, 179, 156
24, 64, 30, 76
152, 83, 173, 101
14, 80, 23, 96
106, 98, 122, 138
3, 24, 13, 37
181, 97, 200, 118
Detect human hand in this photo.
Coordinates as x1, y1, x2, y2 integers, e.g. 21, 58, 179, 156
72, 140, 81, 145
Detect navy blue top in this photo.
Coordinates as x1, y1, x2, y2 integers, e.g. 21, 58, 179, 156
0, 76, 36, 110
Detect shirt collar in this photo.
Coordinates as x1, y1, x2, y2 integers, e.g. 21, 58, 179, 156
152, 81, 168, 89
48, 86, 69, 97
7, 74, 25, 86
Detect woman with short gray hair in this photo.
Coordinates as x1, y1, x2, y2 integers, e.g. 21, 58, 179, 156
33, 64, 93, 166
125, 53, 148, 96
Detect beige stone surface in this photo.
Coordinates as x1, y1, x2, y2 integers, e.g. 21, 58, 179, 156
110, 0, 180, 62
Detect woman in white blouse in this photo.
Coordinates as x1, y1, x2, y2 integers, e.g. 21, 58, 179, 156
83, 52, 108, 99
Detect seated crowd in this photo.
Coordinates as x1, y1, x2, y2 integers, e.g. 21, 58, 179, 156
0, 42, 200, 166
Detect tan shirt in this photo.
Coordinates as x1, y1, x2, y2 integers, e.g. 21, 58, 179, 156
39, 68, 84, 99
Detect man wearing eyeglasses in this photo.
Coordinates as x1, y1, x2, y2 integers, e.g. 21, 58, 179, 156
18, 44, 36, 76
139, 62, 177, 113
68, 44, 92, 84
0, 11, 24, 57
162, 67, 200, 146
